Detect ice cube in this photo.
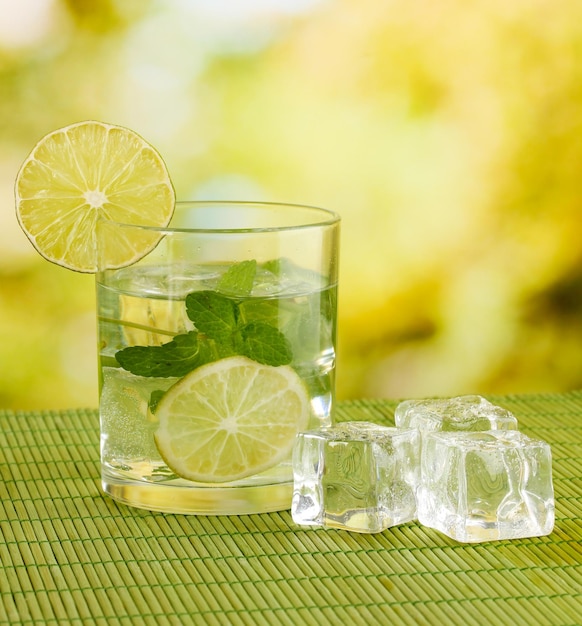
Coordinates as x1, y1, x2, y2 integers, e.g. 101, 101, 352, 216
417, 430, 554, 542
292, 422, 420, 533
395, 395, 518, 434
100, 366, 177, 461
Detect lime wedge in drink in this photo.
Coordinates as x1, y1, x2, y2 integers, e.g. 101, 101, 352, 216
154, 356, 311, 483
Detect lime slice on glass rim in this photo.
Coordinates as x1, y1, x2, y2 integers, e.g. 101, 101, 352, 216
154, 356, 311, 483
15, 120, 175, 273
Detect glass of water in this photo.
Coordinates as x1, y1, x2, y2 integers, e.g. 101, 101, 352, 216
96, 201, 340, 515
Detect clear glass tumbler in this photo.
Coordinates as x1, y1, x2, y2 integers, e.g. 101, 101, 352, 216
96, 201, 340, 514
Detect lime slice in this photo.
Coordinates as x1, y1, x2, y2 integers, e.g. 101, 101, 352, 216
154, 356, 311, 483
15, 120, 175, 273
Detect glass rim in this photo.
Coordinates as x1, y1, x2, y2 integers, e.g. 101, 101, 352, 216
101, 200, 341, 234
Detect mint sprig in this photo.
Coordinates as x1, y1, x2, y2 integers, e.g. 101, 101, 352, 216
115, 261, 293, 378
115, 331, 213, 378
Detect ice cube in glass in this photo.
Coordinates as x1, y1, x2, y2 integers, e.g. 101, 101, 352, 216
292, 421, 420, 533
417, 430, 554, 543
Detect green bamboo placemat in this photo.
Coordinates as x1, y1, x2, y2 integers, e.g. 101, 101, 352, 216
1, 392, 581, 625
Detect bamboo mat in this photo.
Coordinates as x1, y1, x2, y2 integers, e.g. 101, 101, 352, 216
1, 392, 581, 625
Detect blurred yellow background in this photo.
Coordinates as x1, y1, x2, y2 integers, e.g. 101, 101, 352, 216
2, 0, 582, 409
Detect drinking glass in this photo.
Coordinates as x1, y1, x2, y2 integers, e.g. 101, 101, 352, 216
96, 201, 340, 514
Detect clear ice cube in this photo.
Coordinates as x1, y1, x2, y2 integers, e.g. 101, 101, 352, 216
292, 422, 420, 533
395, 395, 518, 434
100, 366, 177, 462
417, 430, 554, 542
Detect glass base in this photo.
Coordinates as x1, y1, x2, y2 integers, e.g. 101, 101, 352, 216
102, 476, 293, 515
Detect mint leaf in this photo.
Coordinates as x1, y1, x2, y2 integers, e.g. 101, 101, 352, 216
218, 259, 257, 296
239, 321, 293, 366
262, 257, 323, 288
261, 258, 283, 275
238, 298, 281, 326
115, 331, 211, 377
185, 291, 238, 341
149, 389, 166, 414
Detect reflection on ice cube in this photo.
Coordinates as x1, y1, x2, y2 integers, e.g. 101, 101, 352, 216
292, 422, 420, 533
418, 430, 554, 542
395, 395, 518, 434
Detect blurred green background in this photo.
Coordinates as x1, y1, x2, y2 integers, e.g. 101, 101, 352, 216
2, 0, 582, 410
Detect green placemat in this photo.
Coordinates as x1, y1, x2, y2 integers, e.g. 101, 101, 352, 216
1, 393, 581, 625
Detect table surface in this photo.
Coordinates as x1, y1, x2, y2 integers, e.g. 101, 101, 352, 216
1, 392, 581, 625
